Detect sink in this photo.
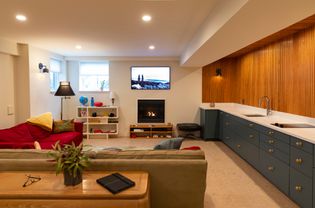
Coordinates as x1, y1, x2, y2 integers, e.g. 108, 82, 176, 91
243, 114, 266, 117
271, 123, 315, 128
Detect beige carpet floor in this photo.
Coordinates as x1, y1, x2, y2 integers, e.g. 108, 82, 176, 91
85, 138, 298, 208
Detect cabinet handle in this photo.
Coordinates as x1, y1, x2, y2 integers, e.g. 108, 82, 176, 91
237, 144, 241, 148
249, 123, 254, 127
225, 122, 230, 126
268, 139, 275, 144
225, 137, 230, 139
267, 166, 274, 171
295, 185, 302, 192
295, 141, 303, 147
295, 158, 303, 164
249, 134, 254, 139
268, 131, 274, 135
268, 148, 274, 153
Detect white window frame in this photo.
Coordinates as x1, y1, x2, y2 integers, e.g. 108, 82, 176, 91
50, 59, 62, 92
79, 61, 109, 92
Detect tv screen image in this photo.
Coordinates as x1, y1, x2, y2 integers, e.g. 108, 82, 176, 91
131, 66, 170, 90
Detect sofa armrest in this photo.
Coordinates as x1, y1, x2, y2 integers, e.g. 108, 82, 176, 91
74, 122, 83, 133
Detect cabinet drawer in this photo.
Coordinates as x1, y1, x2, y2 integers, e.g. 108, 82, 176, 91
238, 118, 257, 129
290, 146, 313, 178
239, 140, 260, 169
222, 129, 234, 148
237, 126, 259, 147
260, 150, 289, 195
290, 137, 313, 155
290, 167, 312, 208
260, 142, 289, 164
258, 126, 290, 144
260, 134, 289, 155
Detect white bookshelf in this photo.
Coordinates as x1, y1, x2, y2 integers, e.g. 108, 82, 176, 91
76, 106, 119, 140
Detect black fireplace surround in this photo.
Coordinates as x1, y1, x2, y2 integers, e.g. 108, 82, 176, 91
137, 99, 165, 123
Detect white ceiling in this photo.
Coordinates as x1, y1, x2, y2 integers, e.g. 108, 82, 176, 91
0, 0, 217, 57
1, 0, 315, 67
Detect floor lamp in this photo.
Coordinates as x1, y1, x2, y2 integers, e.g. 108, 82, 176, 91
54, 81, 75, 120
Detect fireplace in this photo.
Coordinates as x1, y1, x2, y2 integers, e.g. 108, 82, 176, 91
137, 99, 165, 123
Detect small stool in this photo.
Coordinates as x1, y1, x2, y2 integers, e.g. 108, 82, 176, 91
177, 123, 201, 139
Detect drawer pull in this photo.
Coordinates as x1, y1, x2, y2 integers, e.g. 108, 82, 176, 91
295, 185, 302, 192
249, 123, 254, 127
267, 166, 274, 171
268, 140, 275, 144
268, 131, 274, 135
268, 148, 274, 153
237, 144, 241, 148
295, 141, 303, 147
295, 158, 303, 164
225, 137, 230, 139
225, 122, 230, 126
249, 134, 254, 139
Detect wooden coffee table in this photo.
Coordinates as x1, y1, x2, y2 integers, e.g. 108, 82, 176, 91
0, 171, 150, 208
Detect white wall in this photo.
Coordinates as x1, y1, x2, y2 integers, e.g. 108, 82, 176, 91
0, 38, 18, 55
67, 60, 202, 136
14, 44, 31, 124
28, 46, 66, 119
0, 53, 15, 128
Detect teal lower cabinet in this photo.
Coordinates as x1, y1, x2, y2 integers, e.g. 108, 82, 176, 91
290, 167, 312, 208
260, 150, 289, 194
214, 111, 315, 208
200, 109, 219, 140
237, 137, 260, 168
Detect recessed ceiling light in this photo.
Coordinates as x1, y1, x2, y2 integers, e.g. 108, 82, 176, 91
142, 15, 152, 22
16, 14, 27, 22
149, 45, 155, 50
75, 45, 82, 49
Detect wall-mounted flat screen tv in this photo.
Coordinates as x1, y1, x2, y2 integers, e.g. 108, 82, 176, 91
131, 66, 170, 90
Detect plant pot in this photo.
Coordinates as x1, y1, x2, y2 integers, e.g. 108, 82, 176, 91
63, 170, 82, 186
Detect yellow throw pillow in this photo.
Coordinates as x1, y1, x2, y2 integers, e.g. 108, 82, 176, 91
27, 112, 53, 131
53, 119, 75, 133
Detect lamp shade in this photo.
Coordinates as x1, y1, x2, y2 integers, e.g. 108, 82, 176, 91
54, 81, 75, 96
109, 91, 116, 99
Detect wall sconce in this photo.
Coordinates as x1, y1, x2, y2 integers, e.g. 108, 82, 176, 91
39, 63, 49, 73
216, 68, 222, 77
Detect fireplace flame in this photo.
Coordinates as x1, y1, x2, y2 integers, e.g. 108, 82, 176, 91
147, 111, 156, 117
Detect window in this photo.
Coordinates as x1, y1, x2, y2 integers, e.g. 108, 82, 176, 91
79, 62, 109, 91
50, 59, 62, 92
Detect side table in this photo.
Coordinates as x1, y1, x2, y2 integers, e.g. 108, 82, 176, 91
0, 171, 150, 208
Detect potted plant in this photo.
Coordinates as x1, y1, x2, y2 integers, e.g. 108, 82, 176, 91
49, 141, 90, 186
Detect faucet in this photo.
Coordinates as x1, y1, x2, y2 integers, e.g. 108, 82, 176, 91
259, 96, 272, 116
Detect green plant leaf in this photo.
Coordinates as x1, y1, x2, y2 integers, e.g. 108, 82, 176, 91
48, 141, 90, 176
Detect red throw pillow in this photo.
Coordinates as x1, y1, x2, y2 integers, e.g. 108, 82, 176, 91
181, 146, 201, 150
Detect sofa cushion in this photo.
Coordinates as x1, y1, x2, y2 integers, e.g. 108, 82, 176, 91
39, 131, 82, 149
26, 123, 51, 141
0, 123, 34, 143
53, 120, 74, 133
0, 142, 35, 149
154, 137, 184, 150
93, 150, 205, 160
0, 149, 51, 159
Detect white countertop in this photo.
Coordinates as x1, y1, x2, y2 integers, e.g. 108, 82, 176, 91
200, 103, 315, 144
